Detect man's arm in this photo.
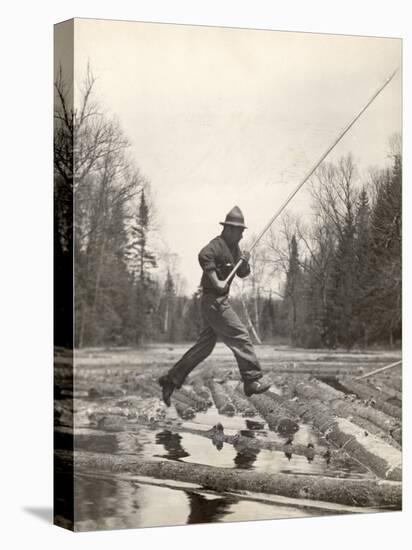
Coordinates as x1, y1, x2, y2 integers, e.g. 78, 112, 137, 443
207, 270, 229, 294
198, 239, 228, 294
236, 250, 251, 278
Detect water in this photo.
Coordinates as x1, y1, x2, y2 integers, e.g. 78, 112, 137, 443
186, 407, 255, 434
73, 472, 314, 531
72, 419, 368, 479
152, 428, 367, 478
64, 394, 373, 530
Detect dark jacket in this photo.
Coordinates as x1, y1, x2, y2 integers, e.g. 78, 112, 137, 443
198, 235, 250, 295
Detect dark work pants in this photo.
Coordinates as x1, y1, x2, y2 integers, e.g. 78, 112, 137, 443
167, 294, 262, 388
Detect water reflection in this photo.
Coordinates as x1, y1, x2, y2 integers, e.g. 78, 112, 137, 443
74, 474, 191, 531
155, 430, 237, 468
150, 427, 359, 477
72, 473, 313, 531
155, 430, 189, 459
232, 430, 261, 469
185, 491, 234, 524
190, 408, 251, 433
281, 437, 294, 462
234, 447, 260, 469
75, 474, 120, 524
210, 423, 225, 451
323, 447, 332, 465
305, 443, 315, 463
212, 437, 224, 451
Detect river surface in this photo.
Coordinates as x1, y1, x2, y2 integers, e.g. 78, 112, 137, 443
55, 347, 395, 532
57, 404, 375, 531
71, 471, 320, 531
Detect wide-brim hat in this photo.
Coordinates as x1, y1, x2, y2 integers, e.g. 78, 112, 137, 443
220, 206, 247, 228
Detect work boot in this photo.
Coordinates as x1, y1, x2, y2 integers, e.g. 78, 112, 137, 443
158, 375, 175, 407
243, 379, 271, 397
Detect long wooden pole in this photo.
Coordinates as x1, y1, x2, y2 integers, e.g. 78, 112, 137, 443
354, 360, 402, 381
224, 67, 399, 285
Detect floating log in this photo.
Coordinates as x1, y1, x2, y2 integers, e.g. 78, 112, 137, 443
173, 386, 211, 411
262, 366, 366, 377
136, 377, 200, 413
190, 378, 213, 403
242, 388, 299, 434
132, 378, 161, 398
294, 379, 400, 442
328, 418, 402, 481
87, 404, 136, 421
132, 475, 381, 516
263, 383, 402, 479
88, 384, 126, 398
337, 379, 401, 420
88, 396, 178, 427
115, 395, 146, 408
312, 356, 401, 365
263, 365, 362, 374
57, 449, 401, 509
335, 414, 401, 451
287, 388, 401, 481
206, 380, 236, 415
90, 414, 130, 431
174, 401, 196, 420
373, 377, 402, 400
223, 383, 257, 417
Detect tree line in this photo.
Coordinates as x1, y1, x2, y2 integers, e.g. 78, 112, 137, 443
244, 146, 401, 349
54, 68, 203, 347
54, 68, 401, 349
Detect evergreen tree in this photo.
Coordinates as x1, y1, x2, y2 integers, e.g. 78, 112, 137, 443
127, 190, 157, 283
353, 188, 372, 346
329, 206, 357, 349
283, 235, 302, 345
126, 189, 158, 344
260, 295, 277, 342
366, 150, 402, 344
299, 265, 324, 348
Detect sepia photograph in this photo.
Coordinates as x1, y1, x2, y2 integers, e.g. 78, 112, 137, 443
53, 18, 402, 532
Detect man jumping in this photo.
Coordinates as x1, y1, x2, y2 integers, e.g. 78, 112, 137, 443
158, 206, 270, 406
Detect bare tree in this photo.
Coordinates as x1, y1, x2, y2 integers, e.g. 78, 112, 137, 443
55, 65, 149, 346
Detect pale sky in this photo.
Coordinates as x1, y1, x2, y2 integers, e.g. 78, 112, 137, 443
72, 19, 401, 294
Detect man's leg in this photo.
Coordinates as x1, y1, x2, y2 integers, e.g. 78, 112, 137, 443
166, 326, 217, 388
202, 298, 265, 386
159, 325, 217, 406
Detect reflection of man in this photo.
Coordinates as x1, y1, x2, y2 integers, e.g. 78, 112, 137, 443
155, 430, 189, 460
159, 206, 270, 406
186, 491, 232, 524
